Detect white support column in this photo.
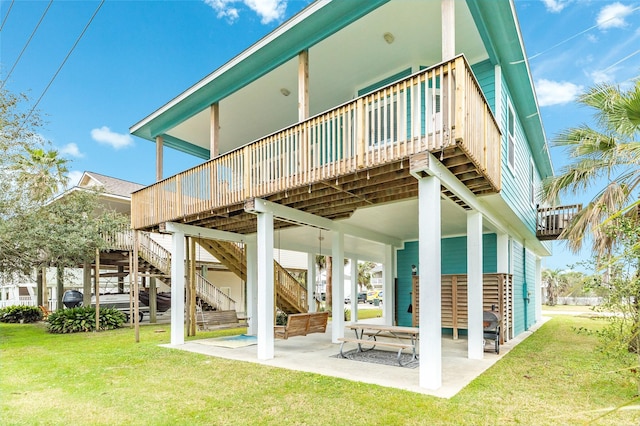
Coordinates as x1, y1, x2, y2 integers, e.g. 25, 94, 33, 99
467, 211, 484, 360
257, 212, 275, 360
441, 0, 455, 60
418, 176, 442, 390
535, 256, 542, 323
246, 242, 257, 335
170, 231, 185, 345
497, 233, 509, 274
155, 135, 163, 182
350, 258, 358, 322
307, 253, 316, 313
331, 230, 345, 343
383, 245, 394, 325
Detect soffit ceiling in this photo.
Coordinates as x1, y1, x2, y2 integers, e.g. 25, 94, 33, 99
165, 1, 488, 155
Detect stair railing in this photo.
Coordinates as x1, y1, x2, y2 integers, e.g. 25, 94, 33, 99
195, 273, 237, 311
138, 231, 171, 275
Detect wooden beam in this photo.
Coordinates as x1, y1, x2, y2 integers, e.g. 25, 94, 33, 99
155, 135, 163, 182
298, 50, 309, 121
210, 103, 219, 159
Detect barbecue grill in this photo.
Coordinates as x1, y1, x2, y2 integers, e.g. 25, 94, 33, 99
62, 290, 83, 308
483, 310, 501, 354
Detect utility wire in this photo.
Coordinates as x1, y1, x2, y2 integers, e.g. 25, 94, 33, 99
0, 0, 15, 32
21, 0, 105, 128
0, 0, 53, 90
511, 5, 640, 64
601, 49, 640, 72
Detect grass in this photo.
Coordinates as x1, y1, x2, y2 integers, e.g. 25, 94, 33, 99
2, 315, 640, 425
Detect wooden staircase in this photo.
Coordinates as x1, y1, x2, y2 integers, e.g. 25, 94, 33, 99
103, 230, 237, 311
197, 239, 308, 314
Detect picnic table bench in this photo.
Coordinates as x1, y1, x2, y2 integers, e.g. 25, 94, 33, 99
338, 324, 419, 366
274, 311, 329, 339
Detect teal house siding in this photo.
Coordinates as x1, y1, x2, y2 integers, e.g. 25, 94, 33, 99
511, 241, 526, 336
525, 248, 537, 331
470, 59, 495, 113
396, 234, 498, 327
498, 79, 539, 234
396, 241, 418, 327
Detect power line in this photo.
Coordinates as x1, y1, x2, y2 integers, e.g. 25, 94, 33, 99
0, 0, 53, 90
0, 0, 15, 32
21, 0, 105, 128
511, 5, 640, 64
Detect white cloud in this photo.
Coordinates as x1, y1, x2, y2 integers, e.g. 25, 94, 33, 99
66, 170, 84, 188
204, 0, 286, 24
535, 79, 583, 107
90, 126, 133, 150
542, 0, 569, 13
60, 142, 84, 158
597, 2, 634, 29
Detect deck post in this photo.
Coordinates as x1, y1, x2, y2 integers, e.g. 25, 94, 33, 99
350, 257, 358, 322
331, 230, 345, 343
441, 0, 455, 60
467, 211, 483, 360
155, 135, 163, 182
256, 211, 275, 360
418, 175, 442, 390
210, 103, 219, 158
307, 253, 317, 313
383, 245, 394, 326
170, 231, 185, 345
246, 242, 257, 335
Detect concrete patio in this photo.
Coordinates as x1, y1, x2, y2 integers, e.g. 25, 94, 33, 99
163, 316, 546, 399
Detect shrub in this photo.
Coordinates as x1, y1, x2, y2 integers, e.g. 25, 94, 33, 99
47, 307, 126, 334
0, 305, 43, 323
275, 311, 288, 326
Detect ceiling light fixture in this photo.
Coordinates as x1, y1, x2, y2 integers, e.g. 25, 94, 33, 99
280, 88, 291, 96
383, 32, 395, 44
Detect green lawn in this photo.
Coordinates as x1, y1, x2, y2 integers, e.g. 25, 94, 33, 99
2, 315, 639, 425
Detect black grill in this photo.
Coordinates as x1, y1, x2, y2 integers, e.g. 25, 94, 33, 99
483, 310, 501, 354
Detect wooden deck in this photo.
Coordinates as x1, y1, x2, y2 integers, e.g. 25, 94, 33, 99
132, 55, 501, 233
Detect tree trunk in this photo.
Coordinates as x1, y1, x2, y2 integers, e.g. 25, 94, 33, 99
326, 256, 332, 312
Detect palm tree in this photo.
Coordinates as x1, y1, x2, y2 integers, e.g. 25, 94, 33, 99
357, 261, 376, 291
542, 81, 640, 257
12, 147, 69, 203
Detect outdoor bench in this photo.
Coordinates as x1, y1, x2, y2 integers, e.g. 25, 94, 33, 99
274, 311, 329, 339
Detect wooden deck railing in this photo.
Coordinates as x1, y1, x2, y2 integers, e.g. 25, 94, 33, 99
536, 204, 582, 240
132, 55, 501, 230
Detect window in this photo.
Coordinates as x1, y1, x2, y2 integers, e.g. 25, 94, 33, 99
507, 103, 515, 171
530, 159, 536, 206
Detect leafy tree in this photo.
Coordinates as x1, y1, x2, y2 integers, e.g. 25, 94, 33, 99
542, 268, 563, 306
357, 261, 376, 291
0, 86, 128, 281
542, 81, 640, 257
584, 214, 640, 393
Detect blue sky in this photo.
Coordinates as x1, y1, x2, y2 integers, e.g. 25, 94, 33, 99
1, 0, 639, 271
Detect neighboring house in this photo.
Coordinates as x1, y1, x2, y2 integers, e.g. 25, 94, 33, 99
129, 0, 577, 390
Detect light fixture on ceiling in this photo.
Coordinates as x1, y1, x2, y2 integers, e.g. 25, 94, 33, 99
383, 32, 395, 44
280, 88, 291, 96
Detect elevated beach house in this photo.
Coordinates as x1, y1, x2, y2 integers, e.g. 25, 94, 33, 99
129, 0, 576, 390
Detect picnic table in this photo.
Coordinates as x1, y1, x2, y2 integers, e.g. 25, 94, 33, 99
338, 324, 419, 366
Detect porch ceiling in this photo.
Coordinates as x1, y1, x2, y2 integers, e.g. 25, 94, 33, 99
155, 0, 487, 156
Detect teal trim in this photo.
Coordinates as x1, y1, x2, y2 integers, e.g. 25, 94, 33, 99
134, 0, 391, 144
466, 0, 553, 179
160, 134, 210, 160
